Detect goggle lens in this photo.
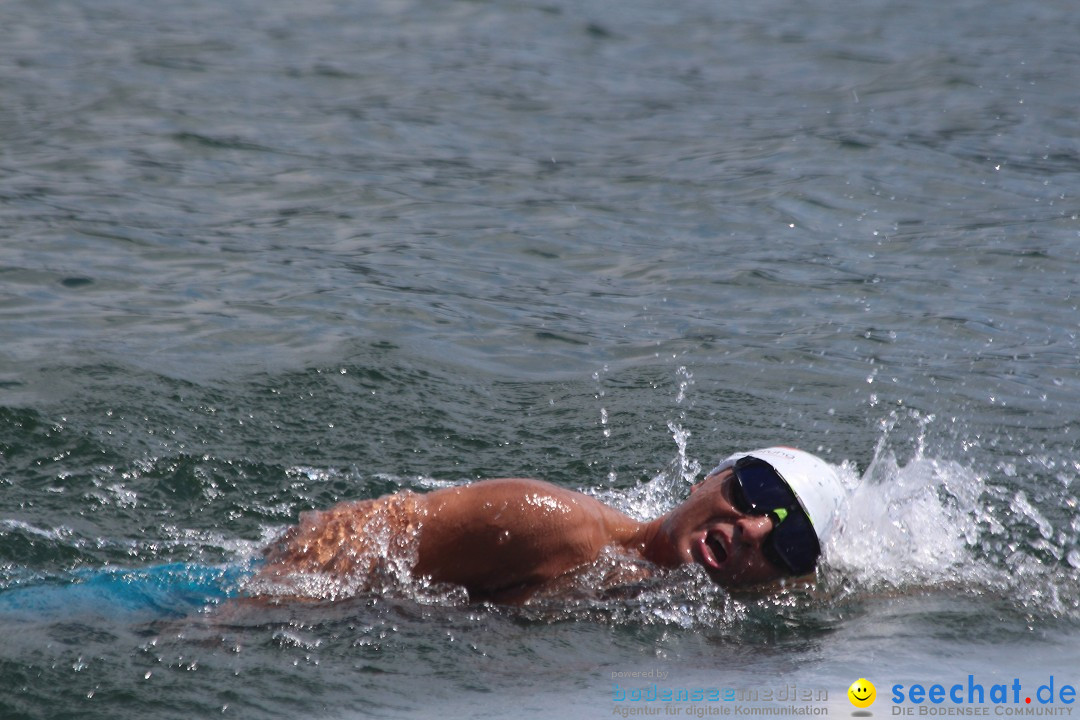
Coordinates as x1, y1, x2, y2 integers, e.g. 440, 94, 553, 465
731, 458, 821, 575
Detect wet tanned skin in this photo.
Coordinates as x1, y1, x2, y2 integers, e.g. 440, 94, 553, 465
255, 471, 791, 603
413, 478, 648, 602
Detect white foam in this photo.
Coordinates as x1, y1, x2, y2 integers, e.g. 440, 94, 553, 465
827, 452, 986, 587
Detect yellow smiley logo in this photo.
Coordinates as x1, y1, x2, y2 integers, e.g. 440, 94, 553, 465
848, 678, 876, 709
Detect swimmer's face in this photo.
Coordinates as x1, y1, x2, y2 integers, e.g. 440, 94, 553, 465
658, 469, 793, 588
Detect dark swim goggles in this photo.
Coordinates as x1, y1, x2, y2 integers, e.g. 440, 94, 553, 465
729, 457, 821, 575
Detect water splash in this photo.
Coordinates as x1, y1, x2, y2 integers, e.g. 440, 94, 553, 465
823, 410, 1080, 621
668, 366, 702, 488
674, 365, 694, 406
587, 365, 703, 521
665, 420, 701, 489
827, 451, 986, 587
246, 491, 439, 604
593, 364, 612, 439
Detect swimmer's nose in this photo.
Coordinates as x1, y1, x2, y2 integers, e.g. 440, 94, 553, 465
735, 515, 775, 546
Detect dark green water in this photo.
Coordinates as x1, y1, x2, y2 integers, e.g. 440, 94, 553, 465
3, 0, 1080, 717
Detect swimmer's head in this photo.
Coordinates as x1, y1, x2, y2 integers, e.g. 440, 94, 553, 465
651, 446, 844, 588
708, 446, 845, 549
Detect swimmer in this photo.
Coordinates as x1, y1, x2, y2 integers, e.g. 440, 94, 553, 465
251, 447, 845, 604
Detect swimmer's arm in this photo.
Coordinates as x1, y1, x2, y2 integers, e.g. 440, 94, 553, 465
414, 478, 643, 600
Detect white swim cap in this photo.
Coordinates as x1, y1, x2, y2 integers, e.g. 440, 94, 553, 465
709, 446, 845, 544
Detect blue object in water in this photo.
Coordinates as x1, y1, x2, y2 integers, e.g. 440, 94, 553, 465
0, 561, 256, 620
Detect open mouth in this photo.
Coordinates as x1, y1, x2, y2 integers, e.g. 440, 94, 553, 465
697, 529, 729, 570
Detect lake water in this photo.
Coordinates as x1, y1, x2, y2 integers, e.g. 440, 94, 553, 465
2, 0, 1079, 718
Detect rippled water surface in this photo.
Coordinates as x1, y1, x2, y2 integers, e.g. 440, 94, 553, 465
2, 0, 1079, 717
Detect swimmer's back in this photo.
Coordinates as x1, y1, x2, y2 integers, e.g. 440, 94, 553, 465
415, 478, 641, 600
255, 479, 643, 603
